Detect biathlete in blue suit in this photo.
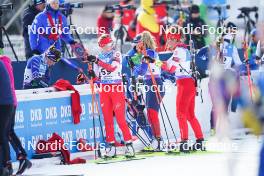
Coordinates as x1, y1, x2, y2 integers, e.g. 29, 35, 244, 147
130, 31, 165, 150
23, 46, 61, 89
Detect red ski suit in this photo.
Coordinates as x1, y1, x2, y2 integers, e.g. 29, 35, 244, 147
163, 44, 204, 140
94, 50, 132, 143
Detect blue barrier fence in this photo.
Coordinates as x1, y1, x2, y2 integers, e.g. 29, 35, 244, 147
11, 93, 104, 160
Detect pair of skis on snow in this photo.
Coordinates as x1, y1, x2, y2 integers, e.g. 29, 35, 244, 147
93, 147, 220, 164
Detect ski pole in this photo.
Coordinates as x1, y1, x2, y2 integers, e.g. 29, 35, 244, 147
126, 102, 153, 144
146, 61, 170, 145
87, 63, 98, 159
137, 88, 157, 142
63, 58, 99, 157
95, 100, 106, 157
83, 64, 107, 159
126, 119, 150, 147
146, 60, 178, 142
160, 99, 178, 142
124, 83, 153, 144
146, 70, 178, 142
124, 61, 154, 144
143, 74, 178, 142
243, 41, 254, 102
93, 90, 106, 158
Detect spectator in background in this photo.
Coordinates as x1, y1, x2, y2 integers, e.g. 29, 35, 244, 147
0, 60, 13, 176
184, 4, 207, 49
97, 5, 115, 36
0, 55, 32, 175
247, 29, 259, 70
29, 0, 88, 74
29, 0, 77, 55
120, 0, 136, 40
136, 0, 160, 46
23, 0, 46, 59
119, 0, 135, 26
153, 1, 168, 51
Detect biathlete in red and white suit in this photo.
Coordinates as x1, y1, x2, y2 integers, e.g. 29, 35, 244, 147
162, 30, 205, 152
86, 34, 134, 157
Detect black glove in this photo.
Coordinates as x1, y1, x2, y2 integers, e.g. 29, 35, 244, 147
32, 49, 41, 55
256, 56, 261, 61
133, 46, 138, 53
77, 73, 86, 84
243, 59, 249, 64
143, 56, 155, 63
122, 74, 128, 85
137, 77, 144, 84
125, 55, 134, 69
88, 69, 96, 79
128, 58, 135, 69
87, 55, 98, 63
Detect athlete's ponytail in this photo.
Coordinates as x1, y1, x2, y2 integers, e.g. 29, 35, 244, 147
141, 31, 157, 50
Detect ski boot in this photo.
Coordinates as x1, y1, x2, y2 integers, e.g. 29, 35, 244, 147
151, 137, 163, 152
104, 142, 117, 158
142, 137, 162, 152
179, 140, 190, 153
125, 142, 135, 158
16, 158, 32, 175
155, 137, 163, 151
192, 138, 206, 151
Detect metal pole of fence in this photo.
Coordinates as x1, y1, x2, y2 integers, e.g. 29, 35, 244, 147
4, 0, 31, 30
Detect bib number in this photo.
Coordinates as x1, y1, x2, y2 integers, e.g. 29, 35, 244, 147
100, 68, 111, 76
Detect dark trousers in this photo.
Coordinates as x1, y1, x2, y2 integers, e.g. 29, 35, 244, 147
24, 36, 33, 60
0, 105, 14, 169
8, 106, 27, 159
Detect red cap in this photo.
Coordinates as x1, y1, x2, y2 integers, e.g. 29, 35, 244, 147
98, 36, 113, 48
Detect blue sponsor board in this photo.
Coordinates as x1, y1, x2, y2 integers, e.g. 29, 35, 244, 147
11, 94, 105, 160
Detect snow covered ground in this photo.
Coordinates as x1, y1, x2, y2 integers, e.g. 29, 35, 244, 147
15, 134, 262, 176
